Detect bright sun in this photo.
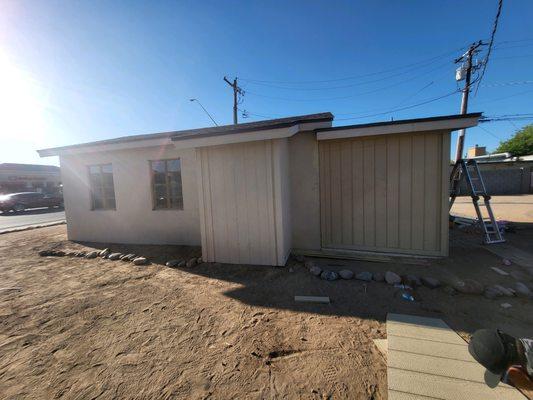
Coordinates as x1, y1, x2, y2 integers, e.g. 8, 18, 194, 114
0, 51, 47, 143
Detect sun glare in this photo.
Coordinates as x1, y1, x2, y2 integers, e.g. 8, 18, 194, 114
0, 51, 47, 143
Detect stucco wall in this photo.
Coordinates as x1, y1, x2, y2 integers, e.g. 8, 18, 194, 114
60, 146, 201, 245
288, 131, 322, 251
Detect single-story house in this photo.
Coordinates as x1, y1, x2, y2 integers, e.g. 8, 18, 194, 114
38, 112, 481, 266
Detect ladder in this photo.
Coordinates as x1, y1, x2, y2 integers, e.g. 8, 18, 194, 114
449, 159, 505, 244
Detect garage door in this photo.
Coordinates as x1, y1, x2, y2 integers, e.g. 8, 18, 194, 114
319, 132, 449, 256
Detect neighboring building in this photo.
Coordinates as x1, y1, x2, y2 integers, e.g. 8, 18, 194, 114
0, 163, 61, 195
467, 144, 486, 158
38, 112, 481, 264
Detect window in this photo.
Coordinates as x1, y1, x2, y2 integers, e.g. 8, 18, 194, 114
88, 164, 116, 210
150, 159, 183, 209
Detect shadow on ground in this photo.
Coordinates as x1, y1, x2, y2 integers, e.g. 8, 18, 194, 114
67, 224, 533, 339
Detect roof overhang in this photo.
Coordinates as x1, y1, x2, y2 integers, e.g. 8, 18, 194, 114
315, 113, 482, 141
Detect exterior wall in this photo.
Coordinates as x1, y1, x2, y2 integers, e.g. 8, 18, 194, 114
288, 131, 322, 250
60, 146, 200, 245
455, 161, 533, 195
197, 139, 291, 266
319, 130, 450, 256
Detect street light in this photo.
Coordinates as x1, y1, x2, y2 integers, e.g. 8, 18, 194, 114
189, 99, 218, 126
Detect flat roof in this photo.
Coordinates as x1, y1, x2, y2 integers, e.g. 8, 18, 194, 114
38, 112, 333, 156
316, 113, 482, 141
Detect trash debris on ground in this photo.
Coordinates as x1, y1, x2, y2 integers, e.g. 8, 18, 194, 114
500, 303, 512, 309
490, 267, 509, 276
401, 292, 415, 302
502, 258, 512, 266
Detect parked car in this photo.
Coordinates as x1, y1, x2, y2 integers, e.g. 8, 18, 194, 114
0, 192, 64, 212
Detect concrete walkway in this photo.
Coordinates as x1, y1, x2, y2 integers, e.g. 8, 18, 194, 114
386, 313, 527, 400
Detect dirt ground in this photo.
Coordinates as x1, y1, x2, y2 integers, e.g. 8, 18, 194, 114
452, 194, 533, 223
1, 220, 533, 399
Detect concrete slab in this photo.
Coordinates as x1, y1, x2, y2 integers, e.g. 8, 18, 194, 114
386, 313, 526, 400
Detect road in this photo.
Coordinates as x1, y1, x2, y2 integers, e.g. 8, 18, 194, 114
0, 208, 65, 232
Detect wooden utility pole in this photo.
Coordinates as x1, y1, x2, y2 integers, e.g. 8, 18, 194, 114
454, 41, 483, 162
223, 76, 242, 124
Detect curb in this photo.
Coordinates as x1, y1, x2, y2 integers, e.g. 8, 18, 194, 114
0, 220, 66, 235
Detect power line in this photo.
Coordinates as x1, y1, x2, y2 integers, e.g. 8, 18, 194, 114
478, 125, 503, 140
245, 62, 452, 102
474, 0, 504, 95
239, 45, 467, 85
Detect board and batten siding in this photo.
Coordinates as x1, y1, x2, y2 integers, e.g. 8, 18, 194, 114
197, 139, 291, 266
319, 131, 450, 256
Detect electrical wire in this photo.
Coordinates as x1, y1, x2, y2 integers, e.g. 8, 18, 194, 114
474, 0, 503, 95
239, 45, 467, 85
478, 125, 503, 140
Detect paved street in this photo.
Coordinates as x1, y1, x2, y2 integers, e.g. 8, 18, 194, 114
0, 208, 65, 232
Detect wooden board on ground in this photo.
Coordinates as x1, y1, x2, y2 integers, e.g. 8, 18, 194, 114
294, 295, 330, 304
386, 313, 527, 400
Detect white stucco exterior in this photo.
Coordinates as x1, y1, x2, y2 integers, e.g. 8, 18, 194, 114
40, 113, 482, 265
60, 145, 201, 245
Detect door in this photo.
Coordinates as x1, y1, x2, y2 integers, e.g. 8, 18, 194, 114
319, 132, 449, 256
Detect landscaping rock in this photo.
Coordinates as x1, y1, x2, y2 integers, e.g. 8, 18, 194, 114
75, 251, 86, 257
453, 279, 484, 295
421, 277, 441, 289
443, 286, 456, 295
186, 258, 197, 268
309, 266, 322, 276
356, 271, 373, 282
339, 270, 354, 280
108, 253, 122, 260
99, 248, 110, 258
502, 258, 512, 266
373, 272, 385, 282
133, 257, 148, 265
493, 284, 514, 297
403, 275, 421, 287
121, 253, 135, 261
513, 282, 531, 298
295, 255, 305, 263
85, 251, 98, 259
484, 286, 503, 299
166, 259, 183, 268
38, 250, 51, 257
196, 258, 203, 265
320, 270, 339, 281
385, 271, 401, 285
178, 260, 186, 268
304, 260, 316, 270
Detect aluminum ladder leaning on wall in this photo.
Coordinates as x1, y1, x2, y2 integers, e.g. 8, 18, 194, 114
449, 159, 506, 244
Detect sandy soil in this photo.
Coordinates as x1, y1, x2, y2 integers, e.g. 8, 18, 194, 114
0, 224, 532, 399
452, 194, 533, 223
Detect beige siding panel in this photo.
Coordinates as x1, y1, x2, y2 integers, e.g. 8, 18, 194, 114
319, 131, 449, 256
410, 134, 425, 250
363, 139, 375, 247
198, 139, 290, 266
386, 137, 400, 248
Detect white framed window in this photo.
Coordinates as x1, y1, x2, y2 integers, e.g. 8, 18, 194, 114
88, 164, 116, 210
150, 159, 183, 210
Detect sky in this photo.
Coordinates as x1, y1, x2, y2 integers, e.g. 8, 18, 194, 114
0, 0, 531, 166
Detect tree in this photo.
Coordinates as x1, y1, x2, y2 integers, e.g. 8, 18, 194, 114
494, 124, 533, 157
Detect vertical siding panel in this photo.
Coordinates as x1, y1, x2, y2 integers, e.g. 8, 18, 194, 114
319, 143, 327, 247
386, 136, 400, 248
423, 134, 439, 251
352, 140, 364, 245
330, 142, 342, 245
264, 140, 278, 265
363, 139, 375, 247
411, 135, 425, 250
440, 132, 451, 255
341, 143, 353, 244
210, 147, 228, 262
243, 143, 257, 264
374, 137, 387, 248
234, 143, 249, 263
398, 136, 412, 250
223, 145, 239, 263
324, 142, 332, 246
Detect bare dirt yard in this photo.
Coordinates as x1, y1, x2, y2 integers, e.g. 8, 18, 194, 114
1, 214, 532, 399
452, 194, 533, 223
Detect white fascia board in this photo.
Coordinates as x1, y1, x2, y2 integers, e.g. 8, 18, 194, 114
37, 137, 174, 157
316, 116, 480, 141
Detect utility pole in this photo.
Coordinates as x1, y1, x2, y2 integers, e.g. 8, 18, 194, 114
223, 76, 243, 124
454, 41, 483, 162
